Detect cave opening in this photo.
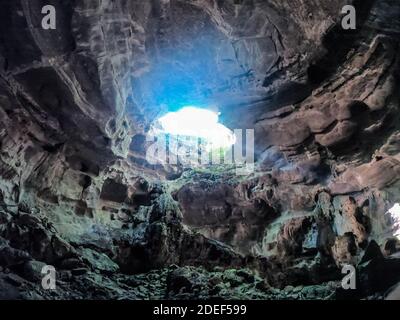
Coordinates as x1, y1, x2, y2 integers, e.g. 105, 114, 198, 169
146, 106, 242, 169
153, 106, 235, 151
388, 203, 400, 240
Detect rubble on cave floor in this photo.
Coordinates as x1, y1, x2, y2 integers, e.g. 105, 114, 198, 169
0, 262, 397, 300
1, 202, 400, 300
0, 263, 342, 300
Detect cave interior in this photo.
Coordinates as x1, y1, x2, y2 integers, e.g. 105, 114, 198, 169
0, 0, 400, 300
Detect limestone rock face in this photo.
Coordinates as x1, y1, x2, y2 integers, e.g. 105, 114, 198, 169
0, 0, 399, 300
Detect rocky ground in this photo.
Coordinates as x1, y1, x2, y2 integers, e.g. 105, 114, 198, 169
1, 184, 400, 300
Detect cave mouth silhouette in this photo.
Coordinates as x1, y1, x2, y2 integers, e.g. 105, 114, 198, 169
154, 106, 236, 150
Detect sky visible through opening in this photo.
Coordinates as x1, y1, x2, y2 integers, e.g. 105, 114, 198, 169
156, 106, 236, 150
388, 203, 400, 239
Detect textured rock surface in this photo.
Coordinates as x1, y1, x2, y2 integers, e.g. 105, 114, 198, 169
0, 0, 399, 300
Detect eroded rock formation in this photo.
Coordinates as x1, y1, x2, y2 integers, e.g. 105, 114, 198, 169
0, 0, 400, 300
